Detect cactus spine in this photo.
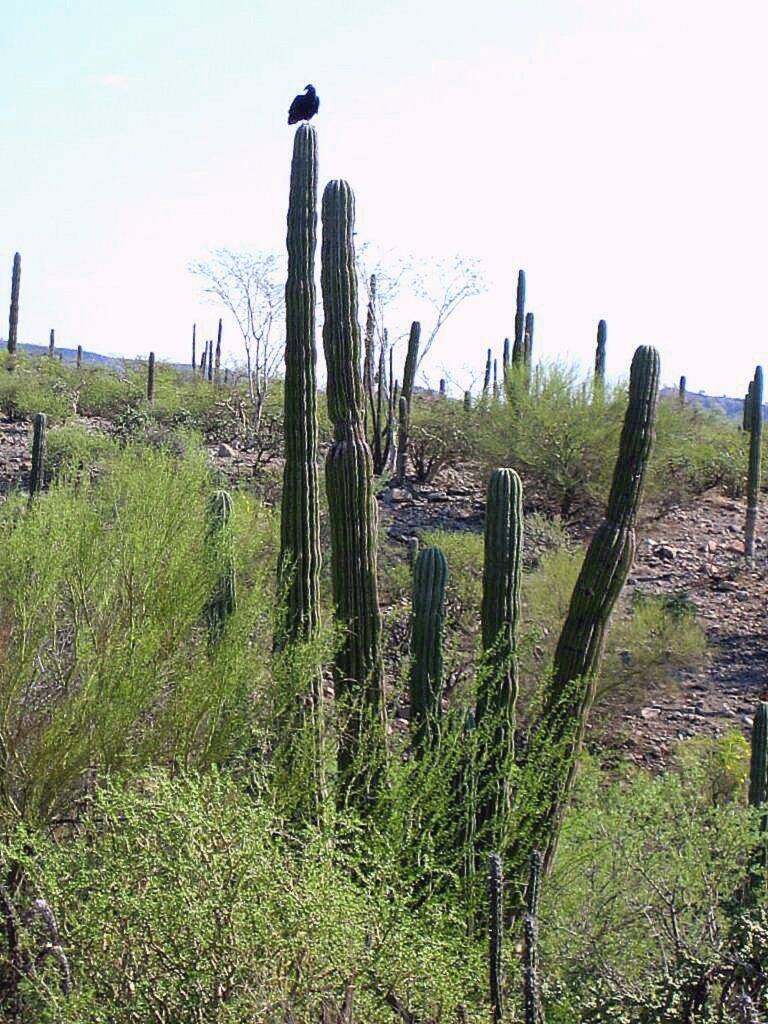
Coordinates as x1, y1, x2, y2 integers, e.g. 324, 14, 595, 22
594, 319, 607, 388
147, 351, 156, 403
488, 852, 504, 1024
476, 468, 523, 841
204, 489, 236, 639
48, 329, 54, 357
514, 345, 660, 879
7, 252, 20, 356
29, 413, 46, 499
321, 179, 385, 798
409, 546, 448, 753
278, 125, 322, 648
745, 366, 762, 564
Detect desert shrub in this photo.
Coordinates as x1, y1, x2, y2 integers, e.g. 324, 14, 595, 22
408, 396, 473, 483
0, 353, 75, 420
0, 443, 279, 827
0, 770, 487, 1024
44, 423, 117, 477
543, 744, 766, 1021
74, 364, 141, 417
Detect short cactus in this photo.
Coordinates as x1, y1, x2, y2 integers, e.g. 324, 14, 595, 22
321, 178, 385, 797
147, 352, 156, 403
745, 366, 762, 564
204, 489, 236, 639
409, 546, 448, 753
7, 252, 20, 355
464, 390, 472, 412
29, 413, 46, 499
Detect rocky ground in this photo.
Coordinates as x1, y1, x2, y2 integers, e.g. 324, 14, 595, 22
3, 415, 766, 769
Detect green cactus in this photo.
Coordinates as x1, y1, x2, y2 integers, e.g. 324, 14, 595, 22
464, 390, 472, 412
7, 252, 20, 356
321, 178, 385, 799
395, 394, 409, 484
204, 489, 236, 640
48, 329, 54, 358
511, 345, 660, 882
595, 319, 607, 388
192, 323, 196, 374
29, 413, 46, 499
523, 311, 534, 370
214, 318, 222, 384
514, 269, 526, 362
744, 381, 754, 432
147, 352, 156, 403
492, 359, 499, 401
401, 321, 420, 407
278, 124, 322, 648
392, 322, 420, 482
409, 546, 448, 754
523, 850, 544, 1024
199, 339, 207, 375
748, 701, 768, 888
679, 374, 686, 405
488, 852, 504, 1024
502, 337, 510, 385
476, 468, 523, 841
745, 366, 763, 564
76, 345, 82, 369
483, 348, 492, 396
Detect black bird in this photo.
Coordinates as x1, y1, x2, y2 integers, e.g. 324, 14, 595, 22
288, 84, 319, 125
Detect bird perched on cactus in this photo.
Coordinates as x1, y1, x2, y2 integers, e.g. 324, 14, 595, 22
288, 85, 319, 124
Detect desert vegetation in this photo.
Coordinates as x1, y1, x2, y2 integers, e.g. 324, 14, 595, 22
0, 123, 765, 1023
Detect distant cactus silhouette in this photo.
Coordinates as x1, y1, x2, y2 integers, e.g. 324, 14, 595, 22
514, 269, 526, 365
147, 352, 156, 403
215, 318, 222, 383
745, 366, 763, 564
7, 252, 20, 356
191, 323, 196, 373
595, 320, 607, 388
48, 329, 54, 357
523, 311, 534, 370
76, 345, 82, 369
29, 413, 46, 498
679, 374, 686, 405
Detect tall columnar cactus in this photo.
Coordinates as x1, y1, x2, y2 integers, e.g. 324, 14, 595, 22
483, 348, 492, 397
749, 701, 768, 879
476, 468, 523, 841
744, 381, 754, 432
48, 330, 54, 358
745, 366, 763, 564
363, 273, 376, 433
207, 336, 213, 382
594, 319, 607, 388
679, 375, 686, 405
401, 321, 420, 407
523, 311, 534, 370
395, 394, 409, 484
321, 178, 385, 798
204, 489, 237, 639
199, 338, 207, 375
464, 390, 472, 412
214, 318, 222, 383
192, 323, 196, 374
511, 346, 660, 881
492, 359, 499, 401
147, 351, 156, 403
409, 546, 448, 754
502, 337, 510, 385
514, 269, 526, 363
76, 345, 82, 369
29, 413, 46, 499
7, 252, 20, 356
278, 124, 321, 649
488, 852, 504, 1024
523, 850, 544, 1024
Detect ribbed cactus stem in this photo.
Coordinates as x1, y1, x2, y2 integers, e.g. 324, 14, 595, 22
29, 413, 46, 499
523, 850, 544, 1024
476, 468, 523, 840
745, 366, 762, 564
76, 345, 82, 369
321, 178, 385, 798
199, 339, 207, 375
409, 546, 447, 754
278, 124, 321, 646
678, 375, 686, 405
395, 394, 409, 484
514, 269, 526, 364
363, 273, 376, 433
401, 321, 420, 407
7, 252, 20, 356
749, 701, 768, 882
488, 852, 504, 1024
483, 348, 492, 396
523, 311, 534, 370
48, 330, 54, 357
214, 319, 222, 383
204, 489, 236, 639
516, 346, 659, 880
207, 336, 213, 382
492, 359, 499, 401
594, 320, 607, 388
147, 352, 156, 403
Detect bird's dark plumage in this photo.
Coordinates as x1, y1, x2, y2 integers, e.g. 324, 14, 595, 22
288, 84, 319, 125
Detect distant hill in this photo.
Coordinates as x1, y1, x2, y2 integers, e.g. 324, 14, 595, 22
660, 387, 749, 422
1, 341, 190, 374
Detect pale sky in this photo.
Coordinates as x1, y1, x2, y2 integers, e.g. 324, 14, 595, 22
2, 0, 767, 396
